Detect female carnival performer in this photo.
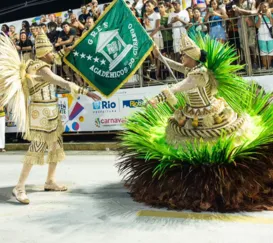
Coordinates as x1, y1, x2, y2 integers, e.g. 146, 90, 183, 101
0, 31, 101, 204
149, 34, 245, 143
118, 34, 273, 212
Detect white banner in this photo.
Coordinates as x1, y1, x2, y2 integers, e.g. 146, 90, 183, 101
5, 110, 17, 133
58, 85, 165, 132
5, 85, 166, 133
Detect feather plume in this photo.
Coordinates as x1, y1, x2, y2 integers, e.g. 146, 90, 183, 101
0, 32, 31, 135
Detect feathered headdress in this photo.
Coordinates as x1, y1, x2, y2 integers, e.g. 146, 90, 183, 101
0, 32, 34, 137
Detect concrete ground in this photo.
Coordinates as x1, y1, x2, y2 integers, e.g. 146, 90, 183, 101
1, 152, 273, 243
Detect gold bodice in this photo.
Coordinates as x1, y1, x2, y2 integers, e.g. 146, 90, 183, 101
30, 83, 57, 103
183, 65, 211, 107
184, 81, 212, 108
27, 60, 57, 103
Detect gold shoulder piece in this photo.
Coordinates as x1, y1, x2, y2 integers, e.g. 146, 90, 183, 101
27, 60, 51, 74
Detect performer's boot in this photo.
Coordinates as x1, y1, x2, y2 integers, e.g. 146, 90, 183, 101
13, 163, 33, 204
44, 163, 67, 191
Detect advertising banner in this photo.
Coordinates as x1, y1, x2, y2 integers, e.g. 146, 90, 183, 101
58, 85, 165, 132
5, 110, 17, 133
5, 85, 166, 133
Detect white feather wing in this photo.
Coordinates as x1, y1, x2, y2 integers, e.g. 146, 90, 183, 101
0, 32, 28, 133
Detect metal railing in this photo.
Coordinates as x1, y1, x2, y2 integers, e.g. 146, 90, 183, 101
18, 15, 273, 91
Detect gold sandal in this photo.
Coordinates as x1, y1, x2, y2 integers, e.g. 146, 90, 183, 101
12, 187, 30, 204
44, 182, 68, 192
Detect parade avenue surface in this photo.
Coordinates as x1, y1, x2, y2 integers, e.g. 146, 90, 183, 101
1, 151, 273, 243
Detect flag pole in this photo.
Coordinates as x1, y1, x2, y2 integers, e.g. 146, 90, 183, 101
158, 51, 179, 83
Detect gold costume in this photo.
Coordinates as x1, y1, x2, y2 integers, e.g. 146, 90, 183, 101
0, 27, 95, 204
152, 34, 245, 146
22, 32, 88, 165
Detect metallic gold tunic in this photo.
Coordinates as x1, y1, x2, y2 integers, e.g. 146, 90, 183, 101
23, 59, 87, 165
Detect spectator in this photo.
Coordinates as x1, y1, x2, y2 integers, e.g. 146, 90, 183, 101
82, 16, 94, 34
87, 0, 101, 22
21, 20, 31, 38
47, 15, 58, 38
56, 22, 83, 85
8, 25, 19, 44
134, 0, 146, 17
186, 7, 194, 19
255, 2, 273, 69
139, 0, 151, 21
1, 24, 9, 36
40, 15, 48, 24
102, 3, 110, 12
205, 0, 228, 43
168, 0, 190, 61
131, 7, 142, 22
187, 8, 207, 38
158, 1, 173, 55
165, 0, 175, 13
0, 106, 5, 152
47, 21, 60, 45
268, 0, 273, 8
40, 23, 48, 34
48, 14, 57, 23
56, 22, 76, 48
234, 0, 258, 69
192, 0, 208, 17
30, 23, 39, 44
56, 16, 63, 31
70, 14, 85, 38
66, 9, 74, 23
126, 1, 132, 7
48, 17, 58, 32
144, 0, 163, 77
225, 0, 241, 62
16, 32, 33, 61
79, 5, 91, 24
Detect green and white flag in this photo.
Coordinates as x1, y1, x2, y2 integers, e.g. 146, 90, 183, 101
64, 0, 154, 97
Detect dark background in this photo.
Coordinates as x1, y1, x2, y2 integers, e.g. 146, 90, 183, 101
0, 0, 109, 23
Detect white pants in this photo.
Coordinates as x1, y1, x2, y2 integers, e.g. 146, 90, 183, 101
173, 38, 181, 54
0, 117, 5, 149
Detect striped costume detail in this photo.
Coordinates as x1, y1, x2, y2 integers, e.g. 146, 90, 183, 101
186, 82, 212, 108
24, 137, 65, 165
168, 115, 245, 138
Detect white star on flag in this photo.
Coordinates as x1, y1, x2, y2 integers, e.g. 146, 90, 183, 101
87, 55, 92, 61
80, 53, 86, 59
100, 59, 106, 65
94, 57, 99, 62
73, 51, 79, 57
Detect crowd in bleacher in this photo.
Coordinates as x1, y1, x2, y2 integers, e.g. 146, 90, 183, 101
1, 0, 273, 82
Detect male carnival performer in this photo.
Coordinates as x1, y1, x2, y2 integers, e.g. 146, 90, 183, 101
0, 31, 101, 204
